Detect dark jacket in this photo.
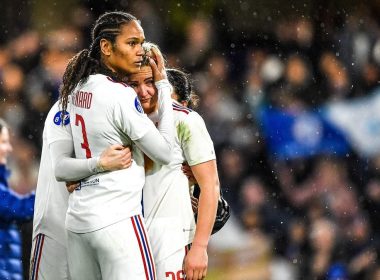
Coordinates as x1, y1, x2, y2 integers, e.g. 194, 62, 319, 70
0, 165, 34, 280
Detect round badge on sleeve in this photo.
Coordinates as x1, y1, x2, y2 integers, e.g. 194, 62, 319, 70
53, 111, 70, 126
134, 97, 144, 113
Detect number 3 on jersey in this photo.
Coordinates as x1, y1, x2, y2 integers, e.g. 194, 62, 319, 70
75, 114, 92, 158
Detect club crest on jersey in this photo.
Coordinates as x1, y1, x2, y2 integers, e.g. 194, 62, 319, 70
134, 97, 144, 113
53, 111, 70, 126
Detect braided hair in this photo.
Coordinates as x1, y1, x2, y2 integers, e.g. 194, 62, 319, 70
166, 68, 199, 109
59, 11, 137, 112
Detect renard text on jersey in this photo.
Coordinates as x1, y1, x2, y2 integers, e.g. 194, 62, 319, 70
72, 91, 93, 109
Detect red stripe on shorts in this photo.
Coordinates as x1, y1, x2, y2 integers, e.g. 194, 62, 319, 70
31, 234, 45, 280
131, 216, 150, 280
137, 215, 156, 280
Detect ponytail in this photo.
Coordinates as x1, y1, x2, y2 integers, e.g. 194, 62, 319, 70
59, 49, 100, 112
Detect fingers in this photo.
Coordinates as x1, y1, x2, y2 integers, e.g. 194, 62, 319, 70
181, 164, 196, 182
148, 57, 158, 69
100, 145, 133, 171
202, 268, 207, 279
118, 153, 132, 169
109, 144, 125, 150
66, 181, 79, 193
192, 270, 201, 280
120, 148, 133, 168
181, 164, 191, 172
184, 268, 206, 280
184, 267, 194, 280
148, 46, 166, 81
150, 46, 164, 69
184, 246, 208, 280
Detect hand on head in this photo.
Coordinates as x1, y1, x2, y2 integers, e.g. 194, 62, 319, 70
146, 45, 167, 81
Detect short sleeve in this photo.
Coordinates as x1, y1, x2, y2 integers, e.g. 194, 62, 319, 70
45, 102, 72, 145
179, 112, 216, 166
112, 89, 156, 141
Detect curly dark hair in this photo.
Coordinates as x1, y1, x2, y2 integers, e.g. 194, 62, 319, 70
166, 68, 199, 109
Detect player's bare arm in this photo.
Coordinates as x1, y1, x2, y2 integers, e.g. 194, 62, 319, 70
183, 159, 220, 280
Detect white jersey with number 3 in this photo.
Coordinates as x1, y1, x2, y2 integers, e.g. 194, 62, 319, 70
143, 101, 216, 263
66, 74, 156, 233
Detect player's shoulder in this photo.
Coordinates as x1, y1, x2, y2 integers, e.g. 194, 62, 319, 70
92, 74, 132, 92
172, 101, 202, 122
172, 101, 194, 117
45, 101, 71, 127
98, 74, 137, 102
47, 101, 60, 116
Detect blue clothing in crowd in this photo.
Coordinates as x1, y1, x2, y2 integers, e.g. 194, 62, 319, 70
0, 164, 34, 280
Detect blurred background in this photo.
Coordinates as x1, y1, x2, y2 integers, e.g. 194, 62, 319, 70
2, 0, 380, 279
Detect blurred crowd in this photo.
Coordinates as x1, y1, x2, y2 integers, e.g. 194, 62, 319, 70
2, 1, 380, 279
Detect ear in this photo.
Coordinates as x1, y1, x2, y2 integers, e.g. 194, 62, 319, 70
100, 38, 112, 56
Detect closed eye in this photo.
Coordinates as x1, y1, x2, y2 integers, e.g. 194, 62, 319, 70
129, 82, 138, 88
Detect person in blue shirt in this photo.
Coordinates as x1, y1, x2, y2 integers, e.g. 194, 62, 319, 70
0, 118, 35, 280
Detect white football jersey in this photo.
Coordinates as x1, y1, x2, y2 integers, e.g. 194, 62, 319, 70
66, 74, 156, 233
32, 101, 72, 245
143, 101, 216, 262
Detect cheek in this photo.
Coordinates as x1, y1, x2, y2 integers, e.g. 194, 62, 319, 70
148, 90, 156, 99
121, 48, 134, 61
113, 46, 130, 60
148, 87, 157, 98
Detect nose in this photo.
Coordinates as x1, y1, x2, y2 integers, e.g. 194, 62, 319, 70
137, 43, 144, 56
138, 85, 150, 98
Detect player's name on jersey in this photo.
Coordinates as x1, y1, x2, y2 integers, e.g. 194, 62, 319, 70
72, 90, 93, 109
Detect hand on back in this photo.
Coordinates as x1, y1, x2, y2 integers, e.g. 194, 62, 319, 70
98, 144, 133, 171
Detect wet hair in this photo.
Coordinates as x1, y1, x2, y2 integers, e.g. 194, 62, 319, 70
0, 118, 7, 132
141, 41, 167, 67
59, 11, 137, 112
141, 41, 155, 66
166, 68, 199, 109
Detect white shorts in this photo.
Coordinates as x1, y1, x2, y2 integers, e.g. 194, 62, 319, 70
156, 244, 191, 280
30, 233, 70, 280
67, 215, 156, 280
